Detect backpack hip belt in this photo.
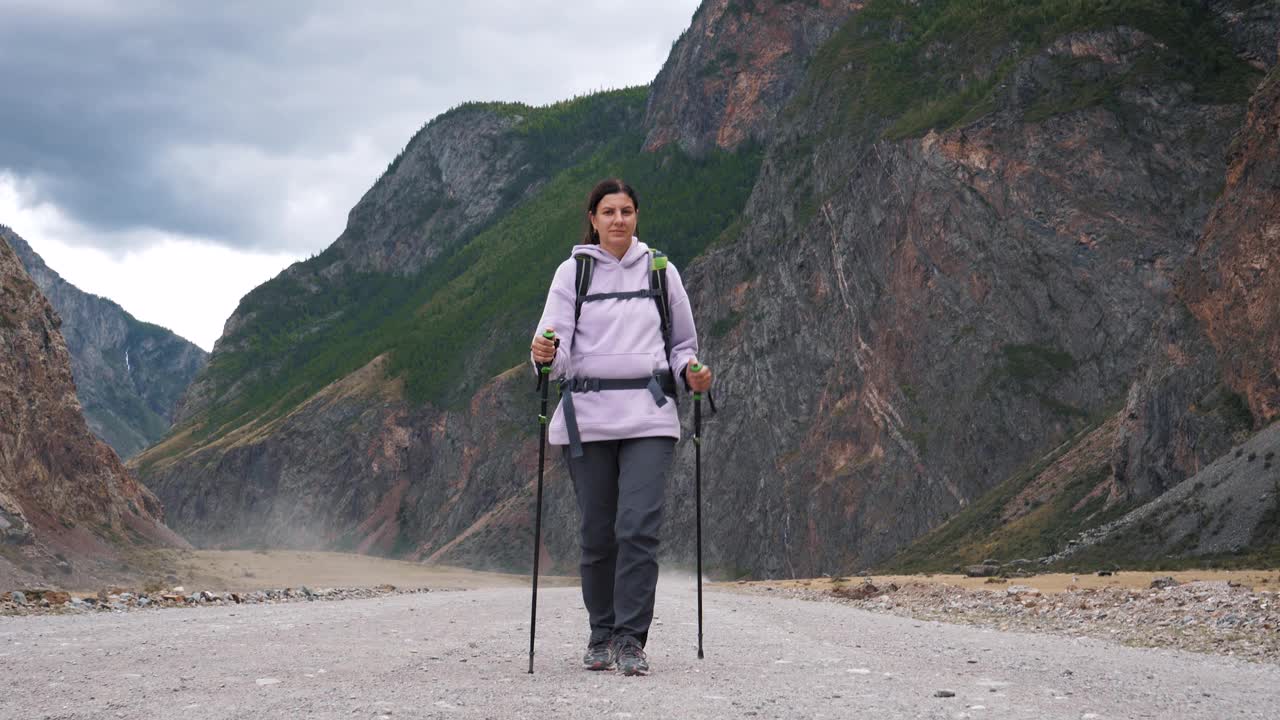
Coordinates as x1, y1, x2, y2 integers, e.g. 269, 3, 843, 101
558, 370, 677, 458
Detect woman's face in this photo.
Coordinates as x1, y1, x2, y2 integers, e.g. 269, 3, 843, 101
590, 192, 638, 244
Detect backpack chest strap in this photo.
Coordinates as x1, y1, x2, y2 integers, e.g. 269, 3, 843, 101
576, 288, 660, 306
572, 251, 672, 362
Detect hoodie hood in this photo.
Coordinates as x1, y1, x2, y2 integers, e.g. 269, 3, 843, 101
569, 237, 650, 267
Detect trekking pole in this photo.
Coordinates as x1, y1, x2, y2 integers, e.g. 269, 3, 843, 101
691, 362, 706, 660
529, 329, 558, 674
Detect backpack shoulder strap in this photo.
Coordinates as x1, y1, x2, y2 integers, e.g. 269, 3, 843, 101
649, 249, 673, 365
573, 253, 594, 323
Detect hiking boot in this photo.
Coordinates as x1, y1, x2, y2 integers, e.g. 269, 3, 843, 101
582, 635, 615, 671
613, 635, 649, 676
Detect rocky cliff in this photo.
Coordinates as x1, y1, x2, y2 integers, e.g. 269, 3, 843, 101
2, 226, 208, 459
1029, 61, 1280, 570
1183, 68, 1280, 426
887, 47, 1280, 574
139, 0, 1279, 579
0, 234, 188, 589
643, 0, 858, 154
680, 1, 1274, 576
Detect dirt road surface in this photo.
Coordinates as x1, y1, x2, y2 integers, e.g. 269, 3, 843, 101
3, 577, 1278, 719
171, 550, 572, 592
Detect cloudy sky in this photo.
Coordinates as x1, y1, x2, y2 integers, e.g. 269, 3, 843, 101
0, 0, 700, 350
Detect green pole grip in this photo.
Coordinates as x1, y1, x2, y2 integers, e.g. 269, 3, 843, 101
539, 330, 556, 375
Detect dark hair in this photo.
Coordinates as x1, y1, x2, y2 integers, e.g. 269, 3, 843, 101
582, 178, 639, 245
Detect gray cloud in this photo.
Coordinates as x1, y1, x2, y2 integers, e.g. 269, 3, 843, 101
0, 0, 698, 254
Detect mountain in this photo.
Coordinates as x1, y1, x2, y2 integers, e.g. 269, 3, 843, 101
1, 226, 209, 459
0, 233, 188, 589
136, 0, 1279, 578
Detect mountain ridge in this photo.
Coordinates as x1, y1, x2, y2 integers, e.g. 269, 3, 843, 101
1, 225, 208, 459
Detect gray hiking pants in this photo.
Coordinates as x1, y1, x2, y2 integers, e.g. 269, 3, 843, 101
563, 436, 675, 648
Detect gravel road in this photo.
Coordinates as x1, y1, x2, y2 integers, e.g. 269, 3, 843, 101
3, 577, 1278, 719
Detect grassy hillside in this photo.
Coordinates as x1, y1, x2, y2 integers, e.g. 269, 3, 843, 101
878, 416, 1125, 573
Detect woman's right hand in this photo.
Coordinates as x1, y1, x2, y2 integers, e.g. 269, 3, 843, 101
531, 327, 557, 365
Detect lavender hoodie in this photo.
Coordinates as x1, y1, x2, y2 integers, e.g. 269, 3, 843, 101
531, 238, 700, 446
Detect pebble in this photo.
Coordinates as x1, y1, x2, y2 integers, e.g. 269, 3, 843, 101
1, 585, 436, 617
738, 580, 1280, 662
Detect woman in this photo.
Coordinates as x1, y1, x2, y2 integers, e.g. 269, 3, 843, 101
530, 178, 713, 676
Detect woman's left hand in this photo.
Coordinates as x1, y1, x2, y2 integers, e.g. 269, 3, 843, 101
686, 360, 713, 393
